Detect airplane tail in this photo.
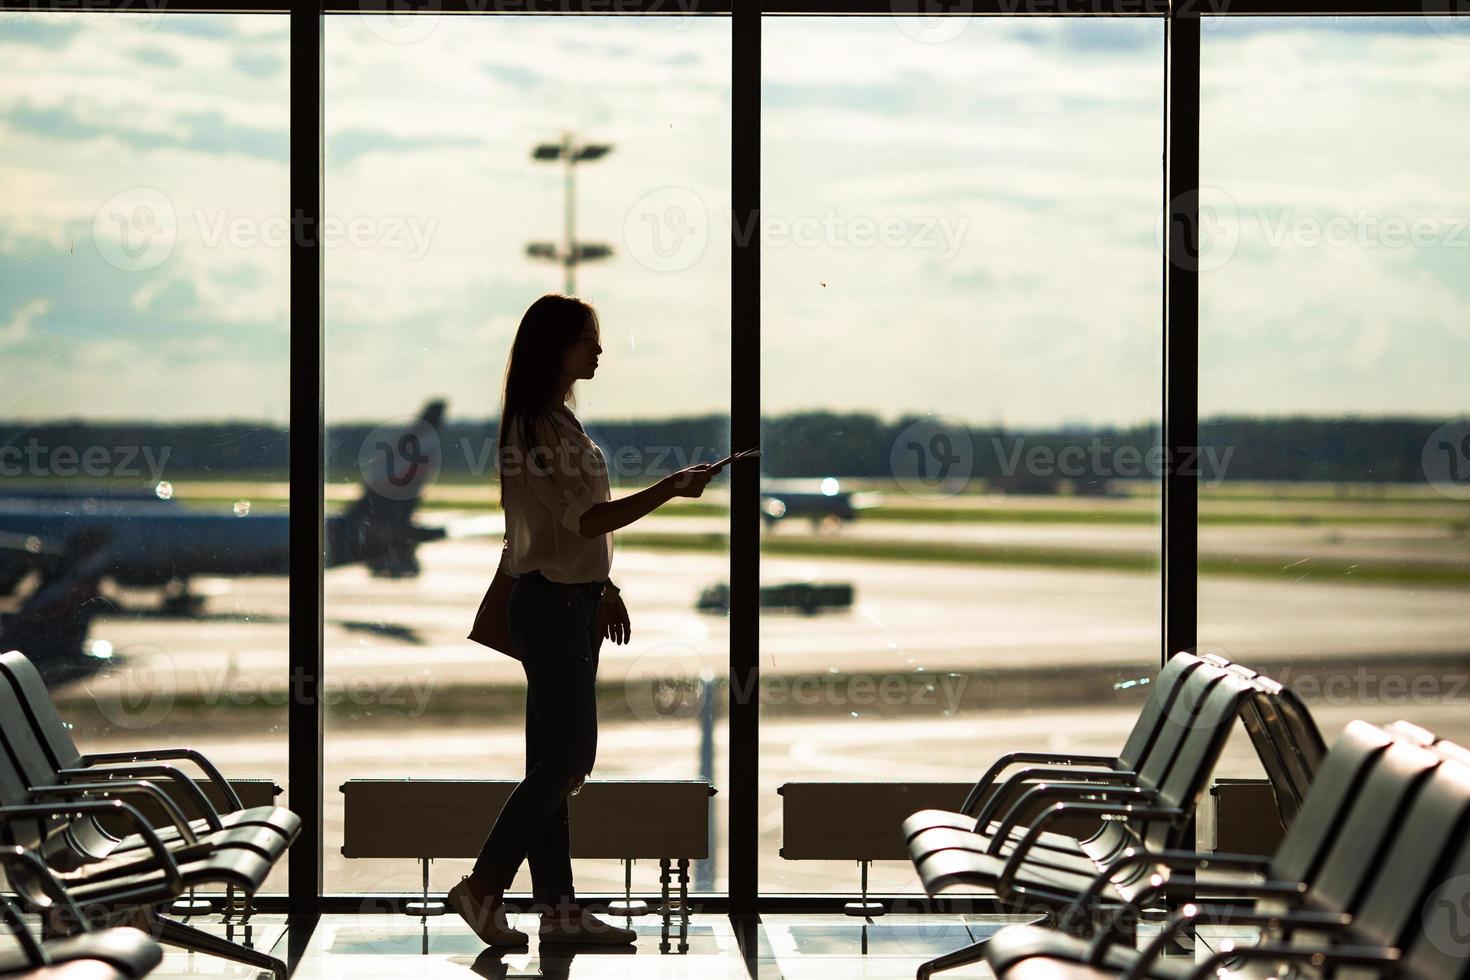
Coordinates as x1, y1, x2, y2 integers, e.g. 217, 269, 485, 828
328, 400, 449, 576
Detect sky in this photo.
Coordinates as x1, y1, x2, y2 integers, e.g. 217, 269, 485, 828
0, 12, 1466, 429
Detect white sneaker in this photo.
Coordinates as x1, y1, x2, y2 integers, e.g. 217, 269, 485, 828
538, 908, 637, 945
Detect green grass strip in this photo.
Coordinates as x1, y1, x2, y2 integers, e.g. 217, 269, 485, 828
616, 532, 1470, 588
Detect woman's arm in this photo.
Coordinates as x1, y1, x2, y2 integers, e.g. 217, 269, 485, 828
577, 469, 706, 537
511, 413, 715, 538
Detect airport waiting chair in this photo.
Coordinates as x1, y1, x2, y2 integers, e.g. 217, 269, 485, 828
0, 652, 300, 853
0, 771, 288, 979
902, 653, 1208, 862
982, 723, 1470, 980
903, 671, 1255, 979
952, 658, 1324, 867
0, 662, 295, 977
1235, 672, 1324, 826
0, 665, 292, 877
906, 660, 1231, 878
0, 847, 161, 979
1189, 654, 1325, 828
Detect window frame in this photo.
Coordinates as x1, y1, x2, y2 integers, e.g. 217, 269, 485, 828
1, 0, 1457, 918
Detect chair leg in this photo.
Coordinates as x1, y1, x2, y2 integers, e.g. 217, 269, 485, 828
916, 936, 991, 980
915, 912, 1047, 980
150, 911, 288, 979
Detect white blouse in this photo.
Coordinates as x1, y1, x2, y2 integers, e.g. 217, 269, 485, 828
496, 407, 613, 586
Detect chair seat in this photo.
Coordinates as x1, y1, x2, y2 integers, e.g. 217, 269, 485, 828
136, 805, 298, 845
71, 823, 290, 885
902, 808, 1094, 855
114, 819, 294, 861
908, 826, 1099, 877
2, 963, 128, 980
0, 926, 161, 979
57, 846, 275, 906
914, 848, 1104, 899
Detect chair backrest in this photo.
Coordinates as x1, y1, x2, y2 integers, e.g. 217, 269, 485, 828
0, 742, 49, 852
0, 677, 67, 791
1077, 662, 1230, 863
1236, 683, 1298, 820
1267, 719, 1393, 887
1347, 753, 1470, 957
1240, 674, 1323, 825
1268, 679, 1325, 789
1143, 671, 1255, 850
1401, 827, 1470, 980
1133, 662, 1230, 793
1114, 653, 1203, 771
0, 651, 86, 772
0, 674, 115, 861
1199, 651, 1239, 674
1302, 738, 1442, 917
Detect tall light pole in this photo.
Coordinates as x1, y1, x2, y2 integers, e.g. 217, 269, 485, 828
528, 132, 614, 294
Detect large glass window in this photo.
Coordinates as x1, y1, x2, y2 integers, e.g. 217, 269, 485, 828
0, 11, 291, 892
7, 3, 1462, 907
1199, 17, 1470, 761
760, 16, 1166, 893
323, 13, 732, 895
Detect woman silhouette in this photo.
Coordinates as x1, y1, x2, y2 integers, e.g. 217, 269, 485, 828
446, 294, 715, 946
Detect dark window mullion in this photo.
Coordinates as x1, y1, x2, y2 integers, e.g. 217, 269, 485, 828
730, 0, 760, 915
1163, 12, 1200, 667
288, 0, 325, 917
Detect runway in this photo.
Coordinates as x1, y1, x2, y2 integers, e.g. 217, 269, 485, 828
52, 523, 1470, 897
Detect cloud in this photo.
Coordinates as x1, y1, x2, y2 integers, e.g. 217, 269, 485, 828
0, 297, 50, 347
132, 45, 179, 69
2, 99, 286, 161
233, 51, 284, 78
327, 128, 482, 167
482, 62, 539, 90
0, 17, 81, 49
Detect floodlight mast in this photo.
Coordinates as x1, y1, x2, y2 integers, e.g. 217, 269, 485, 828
527, 132, 614, 294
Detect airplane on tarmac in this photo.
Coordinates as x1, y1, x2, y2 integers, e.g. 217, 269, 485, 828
0, 402, 880, 683
758, 478, 882, 530
0, 401, 451, 684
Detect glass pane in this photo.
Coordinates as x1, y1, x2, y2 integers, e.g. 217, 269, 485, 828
1200, 17, 1470, 768
761, 17, 1165, 893
0, 12, 290, 892
324, 14, 732, 897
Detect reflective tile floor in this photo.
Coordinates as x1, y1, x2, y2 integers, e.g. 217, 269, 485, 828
5, 910, 1257, 978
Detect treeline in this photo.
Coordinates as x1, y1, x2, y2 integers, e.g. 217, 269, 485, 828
0, 412, 1454, 487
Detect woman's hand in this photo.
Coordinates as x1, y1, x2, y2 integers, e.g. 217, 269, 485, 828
600, 592, 630, 645
665, 463, 714, 499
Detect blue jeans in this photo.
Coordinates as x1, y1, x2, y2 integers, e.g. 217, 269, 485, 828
472, 569, 604, 908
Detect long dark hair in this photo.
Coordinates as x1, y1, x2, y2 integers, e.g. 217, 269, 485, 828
496, 293, 600, 504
